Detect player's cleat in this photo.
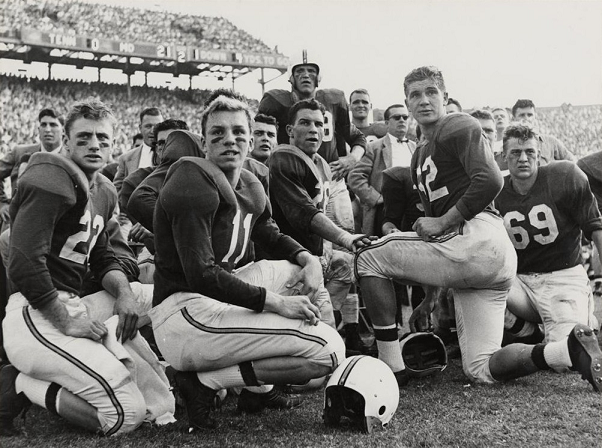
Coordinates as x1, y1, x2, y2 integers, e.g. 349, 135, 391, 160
174, 371, 218, 432
237, 388, 303, 414
0, 364, 31, 437
393, 369, 410, 388
567, 324, 602, 392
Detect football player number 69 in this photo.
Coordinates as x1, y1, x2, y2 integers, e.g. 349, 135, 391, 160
503, 204, 559, 250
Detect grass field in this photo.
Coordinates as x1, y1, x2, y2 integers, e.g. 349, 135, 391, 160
2, 295, 601, 448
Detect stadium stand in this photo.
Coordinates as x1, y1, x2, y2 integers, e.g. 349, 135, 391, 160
0, 0, 279, 53
0, 74, 259, 156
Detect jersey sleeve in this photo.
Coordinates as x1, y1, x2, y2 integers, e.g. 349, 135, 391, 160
556, 162, 602, 239
439, 115, 503, 220
128, 168, 165, 232
158, 161, 266, 311
269, 150, 323, 233
348, 143, 380, 207
8, 163, 78, 308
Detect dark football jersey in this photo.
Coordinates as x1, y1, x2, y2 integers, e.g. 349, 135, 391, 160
9, 152, 119, 309
258, 88, 366, 164
269, 144, 332, 255
495, 161, 602, 273
411, 113, 502, 220
382, 166, 424, 232
153, 157, 305, 309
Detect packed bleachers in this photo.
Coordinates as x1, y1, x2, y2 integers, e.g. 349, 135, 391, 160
536, 105, 602, 158
0, 0, 278, 53
0, 74, 257, 157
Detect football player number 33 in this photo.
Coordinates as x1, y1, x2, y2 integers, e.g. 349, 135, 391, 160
59, 210, 105, 264
503, 204, 559, 250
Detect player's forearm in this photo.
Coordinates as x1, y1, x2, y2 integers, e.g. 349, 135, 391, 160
100, 269, 134, 301
309, 212, 352, 246
38, 297, 73, 335
349, 145, 365, 162
439, 206, 465, 230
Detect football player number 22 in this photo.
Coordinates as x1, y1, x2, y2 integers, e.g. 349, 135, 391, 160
503, 204, 559, 250
222, 209, 252, 265
59, 210, 105, 264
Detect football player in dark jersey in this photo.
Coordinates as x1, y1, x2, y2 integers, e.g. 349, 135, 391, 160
270, 98, 376, 355
258, 57, 366, 235
354, 66, 602, 392
150, 95, 345, 432
1, 99, 174, 437
495, 124, 601, 343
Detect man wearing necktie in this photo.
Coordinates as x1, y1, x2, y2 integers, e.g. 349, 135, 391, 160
348, 104, 416, 236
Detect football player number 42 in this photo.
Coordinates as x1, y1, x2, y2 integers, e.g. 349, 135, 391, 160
59, 210, 105, 264
503, 204, 559, 250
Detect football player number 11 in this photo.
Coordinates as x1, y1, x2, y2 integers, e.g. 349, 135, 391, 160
222, 209, 253, 265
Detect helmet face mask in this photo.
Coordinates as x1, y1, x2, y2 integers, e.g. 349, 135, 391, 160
323, 356, 399, 433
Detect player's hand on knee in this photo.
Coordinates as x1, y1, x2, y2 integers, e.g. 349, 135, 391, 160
287, 254, 323, 301
338, 232, 378, 252
114, 294, 140, 341
264, 291, 321, 325
66, 318, 108, 341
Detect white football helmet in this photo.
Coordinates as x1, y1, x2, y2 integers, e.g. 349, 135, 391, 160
323, 356, 399, 433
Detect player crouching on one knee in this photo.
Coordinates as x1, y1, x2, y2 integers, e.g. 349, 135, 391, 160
148, 95, 347, 433
1, 98, 174, 437
354, 65, 602, 392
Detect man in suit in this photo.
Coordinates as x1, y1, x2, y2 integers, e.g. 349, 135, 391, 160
0, 108, 64, 226
113, 107, 163, 194
348, 104, 416, 236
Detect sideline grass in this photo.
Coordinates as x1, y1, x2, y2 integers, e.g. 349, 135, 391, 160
2, 354, 601, 448
3, 291, 601, 447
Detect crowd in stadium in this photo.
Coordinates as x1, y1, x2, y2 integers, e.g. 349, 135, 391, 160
0, 0, 278, 53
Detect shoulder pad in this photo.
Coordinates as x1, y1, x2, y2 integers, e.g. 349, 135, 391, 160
264, 89, 292, 105
22, 152, 89, 196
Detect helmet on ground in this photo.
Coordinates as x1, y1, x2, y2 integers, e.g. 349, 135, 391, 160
323, 355, 399, 433
399, 332, 448, 378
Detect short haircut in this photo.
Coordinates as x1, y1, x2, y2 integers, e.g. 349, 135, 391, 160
447, 97, 462, 112
491, 107, 508, 116
502, 124, 540, 152
38, 108, 65, 126
470, 109, 494, 121
403, 66, 446, 96
287, 98, 326, 125
201, 95, 253, 136
132, 132, 143, 145
139, 107, 162, 123
254, 113, 278, 131
153, 119, 189, 142
384, 104, 406, 121
349, 88, 370, 103
64, 98, 116, 137
511, 99, 535, 117
205, 88, 248, 106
